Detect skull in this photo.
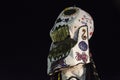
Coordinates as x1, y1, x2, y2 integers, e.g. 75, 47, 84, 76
47, 7, 94, 75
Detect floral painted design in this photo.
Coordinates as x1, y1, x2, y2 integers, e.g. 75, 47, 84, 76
75, 52, 88, 63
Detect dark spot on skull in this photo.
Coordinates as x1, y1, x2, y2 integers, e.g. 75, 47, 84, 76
74, 26, 77, 28
65, 18, 69, 22
56, 18, 62, 23
64, 9, 77, 16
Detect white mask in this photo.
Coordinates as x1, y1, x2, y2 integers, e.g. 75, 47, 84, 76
47, 7, 94, 76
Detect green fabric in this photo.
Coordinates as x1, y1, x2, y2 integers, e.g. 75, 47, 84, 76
49, 25, 77, 61
50, 25, 69, 43
48, 37, 77, 61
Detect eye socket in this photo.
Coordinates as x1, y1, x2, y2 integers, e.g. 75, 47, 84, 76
64, 9, 77, 16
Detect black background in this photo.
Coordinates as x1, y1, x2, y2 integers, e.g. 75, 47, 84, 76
1, 0, 120, 80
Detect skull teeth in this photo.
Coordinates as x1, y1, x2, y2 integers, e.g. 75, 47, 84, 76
52, 57, 55, 61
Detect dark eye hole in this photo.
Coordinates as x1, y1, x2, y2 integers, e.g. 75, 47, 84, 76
64, 9, 77, 16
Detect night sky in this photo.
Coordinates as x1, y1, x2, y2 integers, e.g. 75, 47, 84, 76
2, 0, 120, 80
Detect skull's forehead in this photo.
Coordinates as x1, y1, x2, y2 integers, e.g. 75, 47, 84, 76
51, 7, 94, 39
58, 7, 80, 19
53, 7, 80, 29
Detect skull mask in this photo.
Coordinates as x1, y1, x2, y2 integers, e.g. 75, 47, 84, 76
47, 7, 94, 76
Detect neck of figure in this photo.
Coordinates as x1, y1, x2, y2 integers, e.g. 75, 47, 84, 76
61, 64, 86, 80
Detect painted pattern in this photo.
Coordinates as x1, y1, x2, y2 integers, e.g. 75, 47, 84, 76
75, 52, 88, 63
78, 41, 88, 51
81, 29, 87, 40
81, 15, 92, 25
48, 6, 100, 80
